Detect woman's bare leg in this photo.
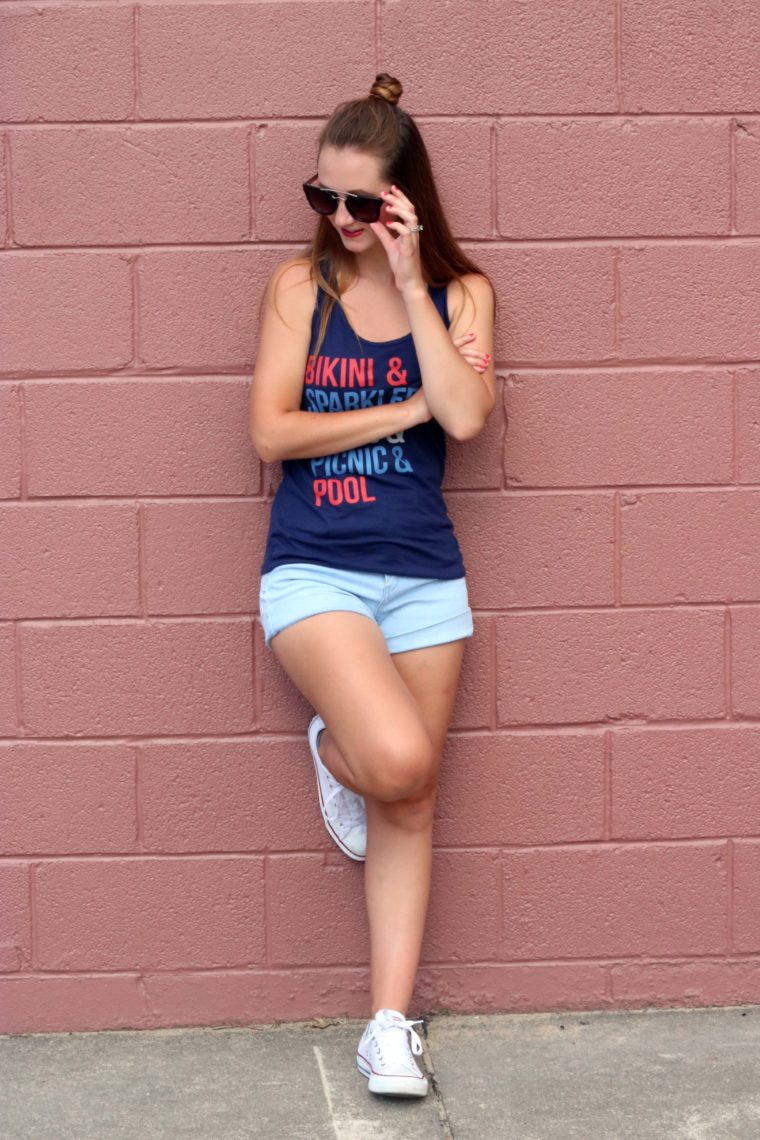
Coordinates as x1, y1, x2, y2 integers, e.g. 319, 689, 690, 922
268, 612, 465, 1017
312, 724, 364, 797
269, 611, 434, 802
364, 639, 464, 1016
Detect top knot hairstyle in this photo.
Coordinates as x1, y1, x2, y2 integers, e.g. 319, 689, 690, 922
368, 73, 403, 105
316, 73, 409, 165
266, 74, 494, 356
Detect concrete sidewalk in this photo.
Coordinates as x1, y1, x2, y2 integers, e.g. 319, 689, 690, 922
2, 1005, 759, 1139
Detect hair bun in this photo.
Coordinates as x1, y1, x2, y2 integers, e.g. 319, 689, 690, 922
369, 73, 402, 105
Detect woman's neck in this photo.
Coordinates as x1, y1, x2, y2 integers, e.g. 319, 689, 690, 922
350, 242, 396, 288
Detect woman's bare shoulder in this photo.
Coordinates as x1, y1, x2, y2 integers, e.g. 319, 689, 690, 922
263, 255, 318, 330
446, 272, 494, 326
267, 255, 317, 302
446, 271, 494, 301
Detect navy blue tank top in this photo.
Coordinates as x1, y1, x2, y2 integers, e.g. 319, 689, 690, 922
260, 276, 466, 579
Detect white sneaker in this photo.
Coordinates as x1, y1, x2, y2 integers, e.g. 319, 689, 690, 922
308, 714, 366, 861
356, 1008, 429, 1096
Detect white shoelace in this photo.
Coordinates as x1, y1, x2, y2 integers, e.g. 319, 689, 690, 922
323, 779, 365, 830
371, 1014, 425, 1073
317, 734, 365, 830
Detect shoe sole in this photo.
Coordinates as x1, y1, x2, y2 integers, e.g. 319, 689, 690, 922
356, 1057, 429, 1096
308, 715, 366, 862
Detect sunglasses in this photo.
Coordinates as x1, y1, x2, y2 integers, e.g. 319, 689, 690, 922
302, 174, 385, 224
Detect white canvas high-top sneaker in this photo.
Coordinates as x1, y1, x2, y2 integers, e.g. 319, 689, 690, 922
356, 1008, 429, 1096
308, 714, 366, 861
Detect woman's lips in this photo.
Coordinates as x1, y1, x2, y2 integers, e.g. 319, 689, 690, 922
341, 227, 363, 237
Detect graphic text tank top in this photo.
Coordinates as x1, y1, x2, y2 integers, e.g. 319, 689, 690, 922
260, 278, 466, 579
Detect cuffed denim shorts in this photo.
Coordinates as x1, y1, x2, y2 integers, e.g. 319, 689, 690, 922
259, 561, 474, 655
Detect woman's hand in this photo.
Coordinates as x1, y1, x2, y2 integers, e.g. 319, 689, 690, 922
368, 185, 426, 297
452, 332, 490, 374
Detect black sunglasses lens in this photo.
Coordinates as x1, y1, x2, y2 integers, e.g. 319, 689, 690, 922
303, 184, 337, 215
303, 183, 383, 224
348, 196, 382, 224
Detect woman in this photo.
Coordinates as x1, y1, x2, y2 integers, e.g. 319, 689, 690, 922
249, 73, 496, 1098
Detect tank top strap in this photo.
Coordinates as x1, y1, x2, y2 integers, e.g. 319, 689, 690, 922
310, 277, 327, 345
426, 280, 451, 329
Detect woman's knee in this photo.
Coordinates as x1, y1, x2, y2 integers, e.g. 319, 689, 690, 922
357, 729, 437, 801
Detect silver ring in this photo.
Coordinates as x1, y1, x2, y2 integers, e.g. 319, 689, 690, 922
409, 223, 423, 232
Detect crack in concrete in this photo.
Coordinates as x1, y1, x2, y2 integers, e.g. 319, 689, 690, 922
420, 1018, 456, 1139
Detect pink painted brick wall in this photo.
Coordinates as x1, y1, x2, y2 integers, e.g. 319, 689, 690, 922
2, 0, 760, 1035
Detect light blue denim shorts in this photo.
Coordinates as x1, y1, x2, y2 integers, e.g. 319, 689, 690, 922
259, 561, 474, 655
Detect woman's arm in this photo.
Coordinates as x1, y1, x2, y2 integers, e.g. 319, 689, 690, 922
366, 185, 496, 442
402, 273, 497, 442
248, 260, 430, 463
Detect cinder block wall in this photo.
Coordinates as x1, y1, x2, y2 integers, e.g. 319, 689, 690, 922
3, 1, 760, 1034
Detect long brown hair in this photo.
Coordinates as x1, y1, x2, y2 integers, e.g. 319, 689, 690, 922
266, 73, 494, 356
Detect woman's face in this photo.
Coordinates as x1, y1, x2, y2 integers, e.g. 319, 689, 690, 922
315, 145, 390, 249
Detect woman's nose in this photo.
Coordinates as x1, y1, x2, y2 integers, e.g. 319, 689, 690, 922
334, 199, 354, 226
